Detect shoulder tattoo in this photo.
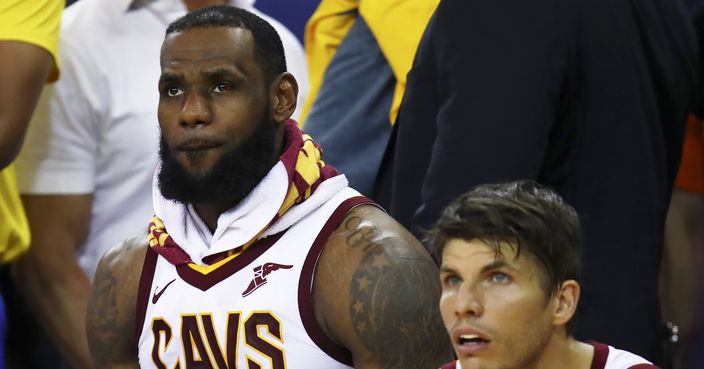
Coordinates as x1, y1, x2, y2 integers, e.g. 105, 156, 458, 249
344, 216, 452, 368
86, 256, 122, 364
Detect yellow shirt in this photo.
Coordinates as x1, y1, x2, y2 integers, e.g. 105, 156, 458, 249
0, 0, 62, 82
0, 166, 30, 263
0, 0, 63, 263
300, 0, 439, 125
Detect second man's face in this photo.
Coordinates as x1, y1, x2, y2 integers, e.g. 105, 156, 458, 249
439, 239, 558, 369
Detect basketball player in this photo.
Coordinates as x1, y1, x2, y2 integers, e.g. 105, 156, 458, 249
429, 181, 659, 369
85, 6, 452, 369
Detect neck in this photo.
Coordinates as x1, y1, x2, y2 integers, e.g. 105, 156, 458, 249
533, 335, 594, 369
193, 201, 233, 232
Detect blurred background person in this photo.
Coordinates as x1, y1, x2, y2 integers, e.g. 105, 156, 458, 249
659, 3, 704, 368
0, 0, 62, 367
660, 4, 704, 369
0, 0, 61, 169
661, 114, 704, 369
299, 0, 438, 196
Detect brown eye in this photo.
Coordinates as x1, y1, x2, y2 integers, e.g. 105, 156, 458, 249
167, 87, 182, 97
213, 82, 233, 93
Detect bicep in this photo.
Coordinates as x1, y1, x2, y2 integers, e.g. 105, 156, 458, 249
86, 244, 143, 369
348, 248, 451, 369
0, 41, 54, 168
316, 208, 453, 369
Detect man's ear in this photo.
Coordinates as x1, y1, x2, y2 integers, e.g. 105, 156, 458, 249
552, 280, 580, 327
270, 72, 298, 123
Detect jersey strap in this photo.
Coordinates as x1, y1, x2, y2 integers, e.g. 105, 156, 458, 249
297, 195, 377, 366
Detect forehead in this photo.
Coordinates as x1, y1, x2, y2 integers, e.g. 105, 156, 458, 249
160, 26, 257, 73
441, 239, 532, 272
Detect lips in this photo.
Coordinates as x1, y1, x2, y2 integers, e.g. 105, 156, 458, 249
452, 327, 491, 356
176, 138, 221, 151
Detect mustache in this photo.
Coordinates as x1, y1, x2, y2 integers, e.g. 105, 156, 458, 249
157, 118, 277, 205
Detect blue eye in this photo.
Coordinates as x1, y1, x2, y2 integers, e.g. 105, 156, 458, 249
444, 275, 462, 287
490, 273, 510, 283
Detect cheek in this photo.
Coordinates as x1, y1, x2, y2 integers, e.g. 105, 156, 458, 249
497, 295, 552, 336
438, 292, 456, 327
214, 105, 253, 131
158, 102, 186, 135
158, 103, 176, 129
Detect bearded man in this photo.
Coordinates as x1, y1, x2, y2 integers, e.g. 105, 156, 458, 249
85, 6, 452, 369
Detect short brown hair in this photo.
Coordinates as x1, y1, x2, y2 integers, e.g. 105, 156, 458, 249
427, 180, 582, 297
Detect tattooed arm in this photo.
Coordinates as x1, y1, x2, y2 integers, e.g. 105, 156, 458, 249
313, 205, 454, 369
86, 236, 146, 369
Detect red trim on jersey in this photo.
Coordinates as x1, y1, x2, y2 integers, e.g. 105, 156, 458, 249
588, 341, 659, 369
440, 361, 457, 369
175, 232, 285, 291
298, 196, 376, 367
135, 246, 159, 346
590, 341, 609, 369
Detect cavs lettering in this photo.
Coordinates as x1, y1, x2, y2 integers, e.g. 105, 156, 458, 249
151, 311, 286, 369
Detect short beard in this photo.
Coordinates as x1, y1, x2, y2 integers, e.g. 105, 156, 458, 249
157, 115, 278, 207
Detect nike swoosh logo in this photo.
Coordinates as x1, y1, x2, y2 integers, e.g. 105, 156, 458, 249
152, 279, 176, 304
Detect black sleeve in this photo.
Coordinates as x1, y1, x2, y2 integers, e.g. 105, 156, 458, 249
414, 0, 575, 230
690, 4, 704, 118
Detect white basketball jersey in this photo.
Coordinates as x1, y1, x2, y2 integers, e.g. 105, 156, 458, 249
594, 342, 657, 369
136, 188, 371, 369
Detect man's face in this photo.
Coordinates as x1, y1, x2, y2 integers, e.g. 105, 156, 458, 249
157, 26, 278, 204
439, 239, 558, 369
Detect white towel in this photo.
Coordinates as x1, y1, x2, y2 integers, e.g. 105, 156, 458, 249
152, 160, 348, 265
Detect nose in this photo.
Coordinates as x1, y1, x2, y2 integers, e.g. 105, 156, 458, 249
454, 284, 483, 317
180, 90, 211, 128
